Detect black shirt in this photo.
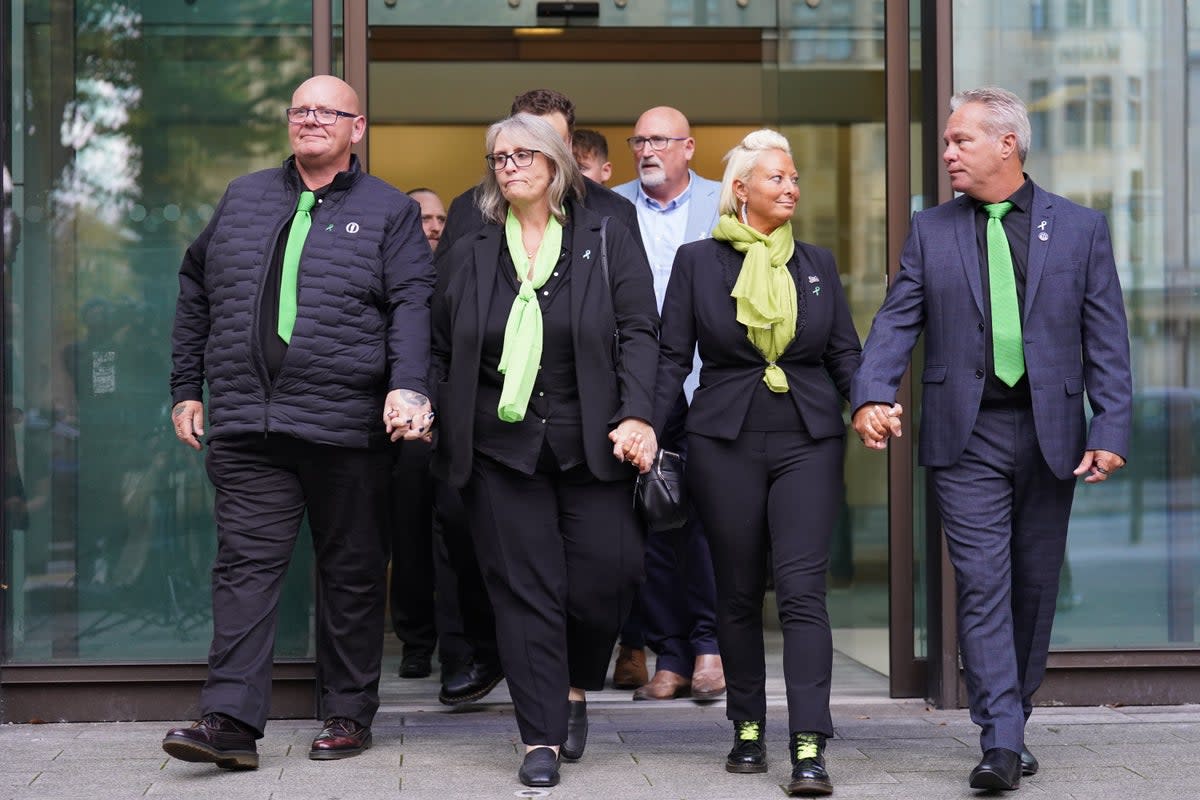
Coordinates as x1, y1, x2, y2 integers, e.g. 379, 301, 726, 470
973, 177, 1033, 407
260, 162, 359, 382
473, 224, 585, 474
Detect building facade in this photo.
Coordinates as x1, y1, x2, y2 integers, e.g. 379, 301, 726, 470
0, 0, 1196, 722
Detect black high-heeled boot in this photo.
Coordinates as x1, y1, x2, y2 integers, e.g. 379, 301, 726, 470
786, 732, 833, 796
561, 699, 588, 761
725, 720, 767, 773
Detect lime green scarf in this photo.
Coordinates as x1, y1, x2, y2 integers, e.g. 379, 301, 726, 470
712, 214, 797, 392
497, 209, 563, 422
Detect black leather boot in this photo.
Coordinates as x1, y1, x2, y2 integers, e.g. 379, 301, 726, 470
725, 719, 767, 773
786, 732, 833, 796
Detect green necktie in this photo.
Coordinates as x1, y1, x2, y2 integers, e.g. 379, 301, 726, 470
984, 201, 1024, 386
278, 190, 316, 344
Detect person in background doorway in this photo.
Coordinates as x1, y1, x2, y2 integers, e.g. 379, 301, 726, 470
409, 187, 447, 251
572, 128, 612, 185
654, 129, 860, 796
852, 87, 1132, 791
613, 105, 724, 703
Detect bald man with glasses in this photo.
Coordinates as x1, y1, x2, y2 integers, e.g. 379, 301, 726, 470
165, 75, 435, 769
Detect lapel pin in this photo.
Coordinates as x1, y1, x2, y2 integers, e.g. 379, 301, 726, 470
583, 249, 592, 260
808, 275, 820, 283
1038, 231, 1049, 242
812, 285, 821, 296
1038, 220, 1047, 230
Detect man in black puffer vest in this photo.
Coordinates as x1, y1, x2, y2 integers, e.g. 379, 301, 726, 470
164, 75, 435, 770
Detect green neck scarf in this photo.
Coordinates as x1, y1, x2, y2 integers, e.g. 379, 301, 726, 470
497, 208, 564, 422
712, 214, 797, 392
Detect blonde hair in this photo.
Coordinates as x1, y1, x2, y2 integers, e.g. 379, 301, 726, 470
718, 129, 793, 217
476, 113, 584, 225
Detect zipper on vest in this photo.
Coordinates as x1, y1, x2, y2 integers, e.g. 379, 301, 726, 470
252, 206, 294, 436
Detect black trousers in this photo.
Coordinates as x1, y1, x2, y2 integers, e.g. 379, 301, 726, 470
463, 453, 643, 745
389, 439, 436, 657
200, 434, 391, 734
930, 405, 1074, 753
688, 430, 841, 736
433, 480, 498, 671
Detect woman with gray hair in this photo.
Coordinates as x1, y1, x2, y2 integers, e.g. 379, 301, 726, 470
430, 113, 660, 788
652, 129, 861, 796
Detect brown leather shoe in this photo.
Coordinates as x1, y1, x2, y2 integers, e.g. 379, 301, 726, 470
162, 713, 259, 770
632, 669, 691, 700
309, 717, 372, 760
691, 654, 726, 700
612, 646, 648, 689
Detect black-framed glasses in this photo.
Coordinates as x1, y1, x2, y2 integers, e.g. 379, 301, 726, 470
485, 150, 541, 171
627, 135, 688, 152
285, 107, 359, 126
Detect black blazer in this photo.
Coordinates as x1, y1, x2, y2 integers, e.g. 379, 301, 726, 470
431, 202, 660, 488
654, 238, 861, 440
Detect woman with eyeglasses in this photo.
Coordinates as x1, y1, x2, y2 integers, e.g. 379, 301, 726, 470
430, 113, 659, 789
652, 129, 861, 796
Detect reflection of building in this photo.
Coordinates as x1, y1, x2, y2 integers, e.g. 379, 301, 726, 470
1, 1, 1197, 722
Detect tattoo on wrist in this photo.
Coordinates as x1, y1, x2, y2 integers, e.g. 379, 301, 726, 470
398, 390, 428, 407
172, 406, 186, 418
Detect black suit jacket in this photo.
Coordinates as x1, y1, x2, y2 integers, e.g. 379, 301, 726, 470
430, 202, 660, 488
654, 238, 861, 440
434, 177, 644, 266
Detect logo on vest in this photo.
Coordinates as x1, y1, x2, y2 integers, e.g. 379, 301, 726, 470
345, 222, 360, 234
325, 224, 335, 232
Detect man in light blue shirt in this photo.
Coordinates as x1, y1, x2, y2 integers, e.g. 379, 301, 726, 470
611, 106, 725, 703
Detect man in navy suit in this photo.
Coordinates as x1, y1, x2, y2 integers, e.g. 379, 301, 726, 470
851, 87, 1132, 791
611, 106, 726, 701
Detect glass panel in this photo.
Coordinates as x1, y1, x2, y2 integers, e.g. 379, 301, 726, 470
369, 0, 778, 28
954, 2, 1199, 649
5, 0, 318, 663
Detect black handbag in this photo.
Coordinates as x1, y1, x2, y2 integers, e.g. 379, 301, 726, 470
635, 448, 689, 532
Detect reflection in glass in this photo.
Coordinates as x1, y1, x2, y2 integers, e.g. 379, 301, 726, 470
954, 1, 1198, 648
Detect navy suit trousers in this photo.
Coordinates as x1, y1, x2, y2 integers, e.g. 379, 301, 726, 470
930, 405, 1075, 753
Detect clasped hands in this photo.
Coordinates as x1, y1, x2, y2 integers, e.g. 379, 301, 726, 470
608, 418, 657, 473
384, 388, 435, 442
851, 402, 904, 450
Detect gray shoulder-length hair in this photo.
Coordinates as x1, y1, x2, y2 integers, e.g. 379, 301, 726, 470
950, 87, 1031, 164
476, 113, 584, 225
718, 128, 793, 218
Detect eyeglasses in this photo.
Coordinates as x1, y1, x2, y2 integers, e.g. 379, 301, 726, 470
485, 150, 542, 171
285, 107, 359, 126
626, 136, 688, 152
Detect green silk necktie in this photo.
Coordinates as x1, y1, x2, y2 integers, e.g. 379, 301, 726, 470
278, 190, 316, 344
984, 201, 1024, 386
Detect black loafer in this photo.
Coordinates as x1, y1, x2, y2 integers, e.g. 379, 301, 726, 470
969, 747, 1021, 790
561, 699, 588, 762
1021, 746, 1039, 775
439, 660, 504, 706
518, 747, 560, 787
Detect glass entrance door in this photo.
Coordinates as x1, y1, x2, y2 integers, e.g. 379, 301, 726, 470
363, 0, 917, 693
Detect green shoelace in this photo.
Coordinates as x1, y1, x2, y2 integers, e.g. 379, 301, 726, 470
793, 732, 821, 760
735, 721, 763, 742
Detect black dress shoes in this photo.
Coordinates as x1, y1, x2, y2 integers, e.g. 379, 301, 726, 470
1021, 746, 1039, 775
309, 717, 372, 760
561, 699, 588, 762
439, 659, 504, 705
518, 746, 560, 787
399, 649, 432, 679
969, 747, 1022, 790
162, 713, 259, 770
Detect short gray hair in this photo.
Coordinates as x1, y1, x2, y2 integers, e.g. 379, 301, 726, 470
477, 113, 584, 225
950, 87, 1031, 163
718, 129, 792, 218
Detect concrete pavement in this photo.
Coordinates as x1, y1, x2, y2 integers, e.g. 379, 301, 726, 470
2, 641, 1199, 799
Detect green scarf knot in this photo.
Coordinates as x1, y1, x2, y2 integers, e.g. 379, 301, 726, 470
712, 214, 797, 392
497, 209, 563, 422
